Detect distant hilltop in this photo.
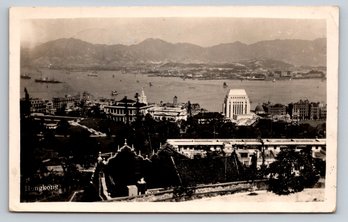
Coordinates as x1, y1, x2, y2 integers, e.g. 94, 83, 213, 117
21, 37, 326, 68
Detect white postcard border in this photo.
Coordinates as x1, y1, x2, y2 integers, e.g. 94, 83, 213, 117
9, 6, 339, 212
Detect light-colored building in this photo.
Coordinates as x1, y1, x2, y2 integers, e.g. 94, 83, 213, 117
138, 88, 148, 105
148, 105, 188, 122
223, 89, 250, 120
104, 97, 152, 123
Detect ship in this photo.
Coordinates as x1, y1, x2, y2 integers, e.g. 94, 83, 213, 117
35, 77, 61, 83
249, 75, 266, 81
111, 90, 118, 96
87, 73, 98, 77
20, 74, 31, 79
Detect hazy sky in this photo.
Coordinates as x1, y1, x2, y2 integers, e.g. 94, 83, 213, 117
21, 17, 326, 47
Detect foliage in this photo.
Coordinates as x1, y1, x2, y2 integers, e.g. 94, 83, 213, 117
266, 149, 321, 195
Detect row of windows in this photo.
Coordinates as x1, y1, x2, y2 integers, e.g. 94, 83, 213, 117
107, 115, 137, 122
229, 96, 248, 100
107, 108, 137, 115
226, 101, 248, 116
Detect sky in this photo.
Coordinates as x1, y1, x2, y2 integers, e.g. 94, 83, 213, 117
21, 17, 326, 47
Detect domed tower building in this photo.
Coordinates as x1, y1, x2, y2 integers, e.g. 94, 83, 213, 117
255, 104, 266, 115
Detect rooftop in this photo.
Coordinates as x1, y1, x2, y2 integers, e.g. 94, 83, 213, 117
227, 89, 248, 96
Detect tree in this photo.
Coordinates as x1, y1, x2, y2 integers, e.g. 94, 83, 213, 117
266, 149, 320, 195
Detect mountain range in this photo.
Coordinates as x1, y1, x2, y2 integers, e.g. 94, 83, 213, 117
21, 37, 326, 68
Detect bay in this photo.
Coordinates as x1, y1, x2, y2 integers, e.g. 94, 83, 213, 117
20, 69, 327, 112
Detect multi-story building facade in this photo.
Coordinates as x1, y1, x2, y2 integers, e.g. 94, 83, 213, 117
319, 103, 327, 119
104, 97, 152, 123
292, 100, 326, 120
292, 99, 310, 120
29, 98, 46, 113
268, 103, 287, 116
148, 105, 188, 122
52, 95, 80, 111
223, 89, 250, 120
310, 102, 320, 120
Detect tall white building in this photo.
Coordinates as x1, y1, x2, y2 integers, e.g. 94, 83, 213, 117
223, 89, 250, 120
139, 88, 148, 105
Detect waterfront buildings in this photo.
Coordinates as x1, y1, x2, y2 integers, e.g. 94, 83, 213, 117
291, 100, 326, 120
223, 89, 251, 121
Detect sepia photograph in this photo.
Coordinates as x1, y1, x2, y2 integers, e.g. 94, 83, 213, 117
9, 6, 338, 212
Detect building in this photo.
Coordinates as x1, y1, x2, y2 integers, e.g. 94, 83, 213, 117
52, 95, 80, 111
138, 88, 148, 105
148, 105, 188, 122
310, 102, 320, 120
319, 103, 327, 119
223, 89, 250, 120
29, 98, 46, 113
292, 99, 310, 120
104, 96, 152, 123
254, 104, 266, 115
173, 96, 178, 106
268, 103, 287, 116
194, 112, 224, 124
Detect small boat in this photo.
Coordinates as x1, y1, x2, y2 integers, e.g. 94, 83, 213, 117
35, 77, 61, 83
149, 82, 153, 87
272, 78, 276, 83
20, 74, 31, 79
223, 82, 228, 88
111, 90, 118, 96
88, 73, 98, 77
